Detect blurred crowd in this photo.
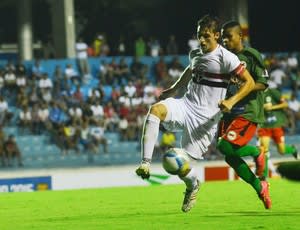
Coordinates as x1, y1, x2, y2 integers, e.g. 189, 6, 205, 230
0, 33, 300, 166
0, 52, 187, 166
42, 32, 199, 59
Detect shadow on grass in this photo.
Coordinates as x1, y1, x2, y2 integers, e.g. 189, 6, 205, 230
202, 210, 300, 217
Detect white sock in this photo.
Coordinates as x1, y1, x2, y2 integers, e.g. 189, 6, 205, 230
180, 167, 199, 191
268, 158, 277, 174
141, 113, 161, 161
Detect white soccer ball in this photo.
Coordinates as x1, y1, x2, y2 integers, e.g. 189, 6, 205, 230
162, 148, 191, 176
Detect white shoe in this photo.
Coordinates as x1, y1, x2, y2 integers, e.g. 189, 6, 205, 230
181, 179, 200, 212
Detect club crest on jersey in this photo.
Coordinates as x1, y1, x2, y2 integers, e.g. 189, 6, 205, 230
227, 131, 237, 141
262, 69, 269, 78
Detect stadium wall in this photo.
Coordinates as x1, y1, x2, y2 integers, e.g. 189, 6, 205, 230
0, 159, 287, 193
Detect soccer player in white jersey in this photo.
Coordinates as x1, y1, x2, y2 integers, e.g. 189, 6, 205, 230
136, 15, 255, 212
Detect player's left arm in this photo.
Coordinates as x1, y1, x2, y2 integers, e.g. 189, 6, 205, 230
264, 96, 288, 111
219, 68, 255, 112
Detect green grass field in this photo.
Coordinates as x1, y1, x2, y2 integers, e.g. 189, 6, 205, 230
0, 179, 299, 230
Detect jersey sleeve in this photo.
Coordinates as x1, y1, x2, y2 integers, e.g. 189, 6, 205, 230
253, 64, 269, 85
244, 47, 269, 86
222, 47, 244, 75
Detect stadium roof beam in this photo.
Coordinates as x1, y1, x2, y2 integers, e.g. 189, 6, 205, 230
49, 0, 76, 58
18, 0, 33, 61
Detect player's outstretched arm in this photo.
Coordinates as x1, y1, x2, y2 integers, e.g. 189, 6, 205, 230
159, 66, 192, 100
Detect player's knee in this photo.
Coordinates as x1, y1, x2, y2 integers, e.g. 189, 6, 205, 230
150, 103, 167, 120
217, 138, 235, 156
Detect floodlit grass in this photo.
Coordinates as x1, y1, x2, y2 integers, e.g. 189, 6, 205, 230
0, 179, 299, 230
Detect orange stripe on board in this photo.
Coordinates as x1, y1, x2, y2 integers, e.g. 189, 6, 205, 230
204, 166, 229, 181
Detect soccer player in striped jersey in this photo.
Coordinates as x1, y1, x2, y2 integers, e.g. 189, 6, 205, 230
136, 15, 255, 212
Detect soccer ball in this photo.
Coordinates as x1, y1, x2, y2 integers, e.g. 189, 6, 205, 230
162, 148, 191, 176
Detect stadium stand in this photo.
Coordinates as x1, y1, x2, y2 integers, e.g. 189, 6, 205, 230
0, 53, 299, 169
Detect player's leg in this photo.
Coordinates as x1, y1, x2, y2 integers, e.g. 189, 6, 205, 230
180, 169, 200, 212
218, 138, 261, 192
218, 139, 271, 208
277, 142, 298, 158
137, 98, 185, 179
176, 153, 200, 213
179, 113, 220, 189
136, 103, 166, 179
178, 115, 217, 213
141, 103, 167, 161
217, 118, 271, 208
259, 136, 271, 180
273, 128, 298, 159
218, 117, 265, 176
268, 157, 281, 178
161, 146, 200, 212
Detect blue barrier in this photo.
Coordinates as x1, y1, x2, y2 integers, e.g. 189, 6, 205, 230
0, 55, 189, 82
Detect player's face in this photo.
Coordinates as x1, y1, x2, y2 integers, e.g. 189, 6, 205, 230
197, 26, 219, 53
221, 27, 242, 53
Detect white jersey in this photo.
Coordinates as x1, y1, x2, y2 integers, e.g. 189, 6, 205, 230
160, 45, 244, 159
185, 45, 243, 118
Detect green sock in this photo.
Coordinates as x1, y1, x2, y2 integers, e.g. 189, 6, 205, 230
217, 138, 234, 155
225, 155, 262, 193
218, 139, 259, 157
235, 145, 260, 157
263, 152, 269, 179
284, 145, 296, 155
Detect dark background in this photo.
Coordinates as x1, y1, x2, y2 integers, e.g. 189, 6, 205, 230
0, 0, 299, 54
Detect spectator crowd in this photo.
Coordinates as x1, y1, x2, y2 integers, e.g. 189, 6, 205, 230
0, 34, 300, 167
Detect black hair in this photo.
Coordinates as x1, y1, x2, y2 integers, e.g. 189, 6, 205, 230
221, 20, 241, 31
197, 15, 220, 33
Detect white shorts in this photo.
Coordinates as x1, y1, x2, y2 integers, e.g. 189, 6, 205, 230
159, 97, 222, 159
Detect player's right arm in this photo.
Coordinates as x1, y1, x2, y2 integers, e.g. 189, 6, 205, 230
253, 82, 267, 91
219, 68, 255, 112
159, 66, 192, 100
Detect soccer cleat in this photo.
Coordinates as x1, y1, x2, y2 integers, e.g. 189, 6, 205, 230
292, 146, 298, 159
255, 147, 265, 177
135, 162, 150, 179
181, 179, 200, 212
258, 180, 272, 209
